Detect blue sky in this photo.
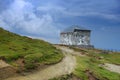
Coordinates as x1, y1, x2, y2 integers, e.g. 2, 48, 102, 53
0, 0, 120, 50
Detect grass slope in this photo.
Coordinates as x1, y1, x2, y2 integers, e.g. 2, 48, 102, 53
73, 48, 120, 80
0, 27, 63, 70
49, 47, 120, 80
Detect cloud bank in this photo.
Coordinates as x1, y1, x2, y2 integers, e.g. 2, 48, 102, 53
0, 0, 60, 43
0, 0, 120, 49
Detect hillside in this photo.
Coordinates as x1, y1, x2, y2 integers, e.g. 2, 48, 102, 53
73, 47, 120, 80
50, 46, 120, 80
0, 27, 120, 80
0, 27, 63, 71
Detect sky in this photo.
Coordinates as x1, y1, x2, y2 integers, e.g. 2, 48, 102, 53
0, 0, 120, 50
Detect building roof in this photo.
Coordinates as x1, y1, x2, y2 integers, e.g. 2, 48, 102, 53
62, 25, 90, 32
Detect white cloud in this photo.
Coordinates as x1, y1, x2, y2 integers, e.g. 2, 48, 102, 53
37, 4, 120, 22
37, 4, 66, 12
0, 0, 60, 43
0, 0, 119, 44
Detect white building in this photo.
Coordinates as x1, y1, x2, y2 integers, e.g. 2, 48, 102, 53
60, 26, 93, 48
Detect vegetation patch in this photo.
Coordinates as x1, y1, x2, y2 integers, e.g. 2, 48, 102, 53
0, 27, 63, 70
73, 47, 120, 80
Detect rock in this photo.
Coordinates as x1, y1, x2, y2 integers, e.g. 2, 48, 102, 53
0, 60, 17, 80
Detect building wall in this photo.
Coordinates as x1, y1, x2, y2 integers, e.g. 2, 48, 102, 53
60, 31, 90, 45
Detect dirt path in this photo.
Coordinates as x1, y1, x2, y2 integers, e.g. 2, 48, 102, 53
55, 45, 84, 57
5, 46, 76, 80
103, 63, 120, 74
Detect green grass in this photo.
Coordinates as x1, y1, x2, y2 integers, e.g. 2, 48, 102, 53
74, 56, 90, 80
0, 27, 63, 69
100, 53, 120, 65
71, 47, 120, 65
86, 49, 120, 65
73, 47, 120, 80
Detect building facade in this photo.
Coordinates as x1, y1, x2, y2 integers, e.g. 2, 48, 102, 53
60, 26, 93, 48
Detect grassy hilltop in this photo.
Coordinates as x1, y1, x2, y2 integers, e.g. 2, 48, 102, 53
0, 27, 63, 70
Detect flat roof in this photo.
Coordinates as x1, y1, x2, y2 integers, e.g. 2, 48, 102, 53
62, 25, 91, 32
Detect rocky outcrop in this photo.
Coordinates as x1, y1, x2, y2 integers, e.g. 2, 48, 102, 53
0, 60, 17, 80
